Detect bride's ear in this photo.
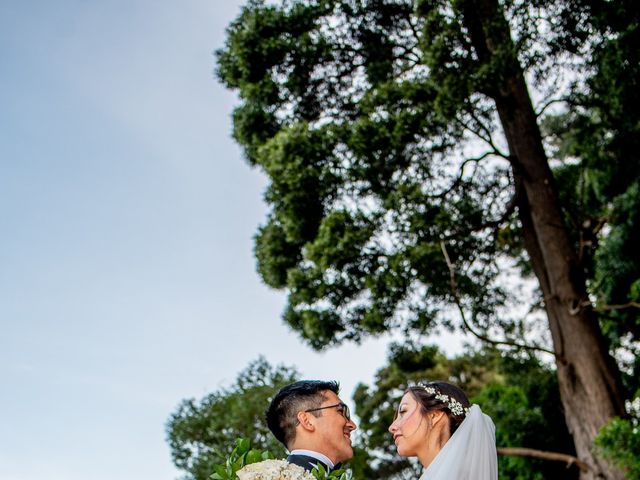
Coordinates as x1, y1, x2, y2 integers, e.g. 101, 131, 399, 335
429, 410, 447, 427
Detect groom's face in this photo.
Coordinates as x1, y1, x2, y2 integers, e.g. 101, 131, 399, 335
313, 390, 357, 464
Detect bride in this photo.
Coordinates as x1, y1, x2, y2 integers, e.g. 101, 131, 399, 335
388, 381, 498, 480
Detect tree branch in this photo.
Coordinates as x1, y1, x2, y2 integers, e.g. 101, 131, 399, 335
596, 300, 640, 311
455, 114, 510, 160
572, 299, 640, 314
440, 241, 555, 356
569, 296, 640, 315
477, 193, 518, 233
426, 151, 497, 199
497, 447, 591, 473
535, 97, 568, 117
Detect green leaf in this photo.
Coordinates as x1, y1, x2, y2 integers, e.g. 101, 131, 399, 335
245, 449, 264, 465
236, 438, 251, 455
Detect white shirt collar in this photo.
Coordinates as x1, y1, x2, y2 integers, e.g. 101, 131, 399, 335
289, 449, 335, 469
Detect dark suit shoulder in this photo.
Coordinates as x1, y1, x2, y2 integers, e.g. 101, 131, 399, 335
287, 454, 328, 472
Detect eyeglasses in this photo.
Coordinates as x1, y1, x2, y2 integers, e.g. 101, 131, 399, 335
305, 402, 351, 421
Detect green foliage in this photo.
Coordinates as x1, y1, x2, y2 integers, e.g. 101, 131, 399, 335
217, 0, 520, 351
210, 438, 273, 480
215, 0, 640, 373
474, 359, 578, 480
310, 462, 353, 480
595, 183, 640, 364
595, 415, 640, 479
166, 357, 298, 480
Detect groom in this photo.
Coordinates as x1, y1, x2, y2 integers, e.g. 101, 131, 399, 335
265, 380, 357, 472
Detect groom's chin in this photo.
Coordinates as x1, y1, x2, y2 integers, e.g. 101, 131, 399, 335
338, 445, 354, 462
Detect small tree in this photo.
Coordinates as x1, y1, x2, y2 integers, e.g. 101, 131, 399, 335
166, 357, 297, 480
354, 343, 578, 479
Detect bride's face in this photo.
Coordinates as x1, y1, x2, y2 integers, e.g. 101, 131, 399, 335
388, 392, 429, 458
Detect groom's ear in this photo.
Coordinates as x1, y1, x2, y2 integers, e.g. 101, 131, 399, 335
296, 411, 316, 432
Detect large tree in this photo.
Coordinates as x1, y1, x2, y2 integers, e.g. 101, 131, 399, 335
217, 1, 638, 477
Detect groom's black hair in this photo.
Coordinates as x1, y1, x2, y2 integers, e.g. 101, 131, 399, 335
266, 380, 340, 447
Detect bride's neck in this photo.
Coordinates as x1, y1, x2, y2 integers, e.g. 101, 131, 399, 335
418, 424, 450, 468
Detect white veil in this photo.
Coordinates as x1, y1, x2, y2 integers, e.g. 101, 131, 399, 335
419, 404, 498, 480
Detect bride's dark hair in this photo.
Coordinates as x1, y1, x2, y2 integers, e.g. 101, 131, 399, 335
407, 381, 471, 435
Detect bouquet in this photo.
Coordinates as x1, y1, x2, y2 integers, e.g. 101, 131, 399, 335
210, 439, 352, 480
235, 459, 314, 480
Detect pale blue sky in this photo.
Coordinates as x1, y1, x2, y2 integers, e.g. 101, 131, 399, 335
0, 2, 461, 479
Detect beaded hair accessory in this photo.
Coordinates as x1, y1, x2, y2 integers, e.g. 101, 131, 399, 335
417, 383, 470, 417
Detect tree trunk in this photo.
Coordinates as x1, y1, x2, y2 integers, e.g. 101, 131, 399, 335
461, 1, 627, 478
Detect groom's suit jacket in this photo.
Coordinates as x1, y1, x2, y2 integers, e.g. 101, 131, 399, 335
287, 454, 331, 473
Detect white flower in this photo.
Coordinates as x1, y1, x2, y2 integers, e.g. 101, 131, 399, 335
418, 384, 470, 417
236, 459, 316, 480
